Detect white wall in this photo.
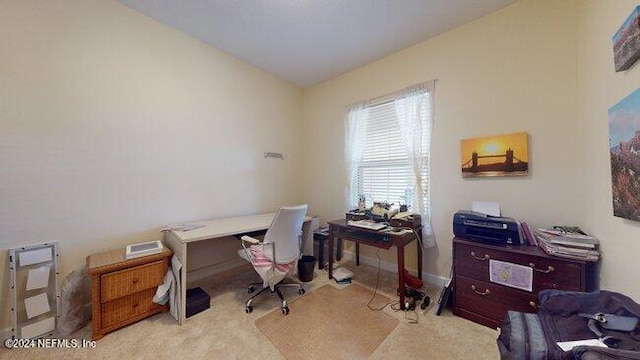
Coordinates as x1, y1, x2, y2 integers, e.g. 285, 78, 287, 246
303, 0, 583, 278
0, 0, 303, 326
578, 0, 640, 300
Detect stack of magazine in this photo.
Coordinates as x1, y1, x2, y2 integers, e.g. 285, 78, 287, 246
533, 227, 600, 261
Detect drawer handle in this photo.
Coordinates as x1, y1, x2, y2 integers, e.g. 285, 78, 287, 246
471, 284, 491, 296
132, 278, 139, 284
529, 301, 539, 309
529, 263, 555, 273
470, 251, 490, 261
132, 302, 139, 308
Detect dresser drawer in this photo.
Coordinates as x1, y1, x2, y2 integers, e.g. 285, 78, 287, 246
101, 287, 162, 328
454, 275, 538, 322
101, 260, 166, 303
454, 242, 582, 292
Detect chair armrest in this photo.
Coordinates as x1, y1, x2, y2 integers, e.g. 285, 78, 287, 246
241, 235, 260, 244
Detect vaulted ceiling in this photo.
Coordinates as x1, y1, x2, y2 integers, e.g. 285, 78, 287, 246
118, 0, 518, 88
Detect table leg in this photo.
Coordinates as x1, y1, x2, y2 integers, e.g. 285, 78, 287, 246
316, 235, 325, 270
336, 239, 343, 261
356, 243, 360, 266
417, 236, 423, 280
328, 227, 334, 279
398, 245, 406, 310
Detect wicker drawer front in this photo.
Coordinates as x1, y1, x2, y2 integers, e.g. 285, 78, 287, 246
454, 242, 581, 292
101, 260, 166, 303
454, 275, 538, 321
101, 288, 161, 328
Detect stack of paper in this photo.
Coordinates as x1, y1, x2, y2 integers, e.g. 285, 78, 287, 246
534, 228, 600, 261
333, 267, 354, 282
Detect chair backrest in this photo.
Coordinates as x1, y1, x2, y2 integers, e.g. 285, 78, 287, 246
263, 204, 308, 264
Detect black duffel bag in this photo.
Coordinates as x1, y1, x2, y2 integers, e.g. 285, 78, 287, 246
497, 290, 640, 360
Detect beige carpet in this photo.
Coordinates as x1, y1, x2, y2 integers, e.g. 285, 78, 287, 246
255, 284, 399, 360
0, 262, 499, 360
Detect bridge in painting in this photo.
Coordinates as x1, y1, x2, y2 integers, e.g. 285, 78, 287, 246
461, 148, 528, 173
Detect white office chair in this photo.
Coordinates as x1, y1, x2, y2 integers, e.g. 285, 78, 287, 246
238, 204, 308, 315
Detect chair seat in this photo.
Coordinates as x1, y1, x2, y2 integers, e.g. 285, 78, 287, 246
239, 244, 297, 290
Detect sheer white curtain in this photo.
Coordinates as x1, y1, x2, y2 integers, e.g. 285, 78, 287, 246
394, 81, 436, 248
344, 102, 369, 211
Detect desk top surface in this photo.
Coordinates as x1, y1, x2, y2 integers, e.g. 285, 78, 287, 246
170, 213, 313, 243
328, 219, 418, 244
170, 213, 276, 243
87, 246, 172, 273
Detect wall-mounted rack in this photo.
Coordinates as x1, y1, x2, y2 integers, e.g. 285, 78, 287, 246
264, 152, 284, 160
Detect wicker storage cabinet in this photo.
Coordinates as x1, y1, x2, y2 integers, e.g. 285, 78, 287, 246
87, 247, 172, 340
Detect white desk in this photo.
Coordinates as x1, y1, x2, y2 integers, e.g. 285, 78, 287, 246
163, 213, 312, 325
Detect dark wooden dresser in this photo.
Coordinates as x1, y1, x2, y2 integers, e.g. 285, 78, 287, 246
452, 237, 598, 329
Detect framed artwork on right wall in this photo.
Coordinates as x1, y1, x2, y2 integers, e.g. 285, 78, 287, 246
608, 88, 640, 222
613, 5, 640, 72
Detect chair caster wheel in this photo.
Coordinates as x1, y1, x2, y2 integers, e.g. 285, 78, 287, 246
282, 307, 289, 315
299, 288, 305, 295
248, 286, 255, 293
245, 306, 253, 314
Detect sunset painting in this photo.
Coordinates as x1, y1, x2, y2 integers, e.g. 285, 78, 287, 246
609, 88, 640, 222
461, 132, 529, 178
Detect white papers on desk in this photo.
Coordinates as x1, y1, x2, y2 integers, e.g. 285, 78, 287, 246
161, 223, 205, 232
347, 220, 387, 231
557, 339, 607, 351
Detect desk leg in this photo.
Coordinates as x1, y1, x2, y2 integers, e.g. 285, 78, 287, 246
398, 245, 406, 310
328, 227, 334, 279
355, 243, 360, 266
163, 232, 187, 325
336, 239, 343, 261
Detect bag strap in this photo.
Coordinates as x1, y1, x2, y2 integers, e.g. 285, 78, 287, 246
580, 313, 639, 331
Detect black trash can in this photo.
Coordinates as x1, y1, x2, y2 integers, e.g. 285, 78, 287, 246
297, 255, 317, 282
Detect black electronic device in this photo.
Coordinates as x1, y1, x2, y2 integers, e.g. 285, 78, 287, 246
453, 210, 521, 245
400, 287, 430, 311
340, 226, 391, 243
186, 287, 210, 318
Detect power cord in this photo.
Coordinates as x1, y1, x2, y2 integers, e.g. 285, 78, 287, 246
366, 249, 394, 311
365, 247, 426, 325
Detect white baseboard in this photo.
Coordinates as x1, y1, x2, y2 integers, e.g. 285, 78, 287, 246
186, 258, 247, 285
338, 249, 450, 288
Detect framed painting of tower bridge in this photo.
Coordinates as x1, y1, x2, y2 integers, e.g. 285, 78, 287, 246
461, 132, 529, 178
608, 88, 640, 222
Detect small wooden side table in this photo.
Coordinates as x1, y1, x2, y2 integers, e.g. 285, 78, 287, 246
87, 246, 172, 340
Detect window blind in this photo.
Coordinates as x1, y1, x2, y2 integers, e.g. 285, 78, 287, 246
357, 100, 416, 207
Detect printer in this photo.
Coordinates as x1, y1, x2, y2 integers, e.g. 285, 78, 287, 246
453, 210, 521, 245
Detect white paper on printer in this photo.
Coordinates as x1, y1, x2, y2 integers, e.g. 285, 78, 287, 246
472, 201, 501, 217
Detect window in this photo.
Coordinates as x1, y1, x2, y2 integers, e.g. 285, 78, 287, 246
357, 100, 418, 208
345, 81, 435, 244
